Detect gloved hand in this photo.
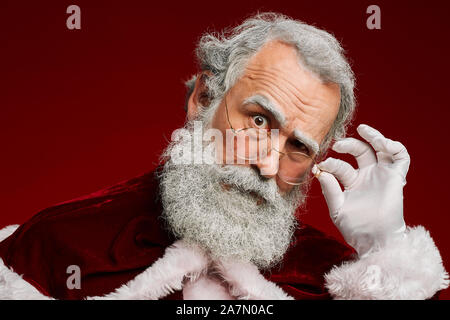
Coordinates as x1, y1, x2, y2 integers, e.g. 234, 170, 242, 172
313, 124, 410, 257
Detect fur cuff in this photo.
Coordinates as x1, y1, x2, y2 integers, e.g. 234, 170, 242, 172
214, 259, 293, 300
324, 225, 449, 300
0, 225, 52, 300
88, 240, 209, 300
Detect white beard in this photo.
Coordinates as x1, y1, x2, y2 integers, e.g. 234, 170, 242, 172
158, 119, 310, 270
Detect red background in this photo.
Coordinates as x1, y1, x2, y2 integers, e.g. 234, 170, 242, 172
1, 0, 449, 298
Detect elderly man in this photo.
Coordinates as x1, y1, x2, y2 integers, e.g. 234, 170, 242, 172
0, 12, 448, 300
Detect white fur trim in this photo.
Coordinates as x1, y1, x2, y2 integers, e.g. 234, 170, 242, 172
0, 225, 287, 300
0, 225, 53, 300
325, 226, 449, 300
182, 274, 235, 300
213, 259, 293, 300
87, 240, 210, 300
0, 225, 19, 243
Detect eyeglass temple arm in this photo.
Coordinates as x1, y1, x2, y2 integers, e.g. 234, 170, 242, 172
224, 95, 236, 132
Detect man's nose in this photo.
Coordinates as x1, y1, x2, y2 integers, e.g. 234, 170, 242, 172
253, 149, 280, 179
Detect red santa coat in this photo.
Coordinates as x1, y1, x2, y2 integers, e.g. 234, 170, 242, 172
0, 170, 447, 300
0, 170, 356, 300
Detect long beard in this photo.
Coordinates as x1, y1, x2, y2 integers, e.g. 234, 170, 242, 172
158, 119, 309, 270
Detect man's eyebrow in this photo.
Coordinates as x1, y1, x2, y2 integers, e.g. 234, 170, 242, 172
242, 94, 320, 155
294, 128, 320, 155
242, 95, 287, 126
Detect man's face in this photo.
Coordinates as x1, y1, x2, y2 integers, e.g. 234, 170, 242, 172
161, 40, 342, 269
210, 40, 341, 192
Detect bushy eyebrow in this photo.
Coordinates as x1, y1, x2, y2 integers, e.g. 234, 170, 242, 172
294, 128, 320, 155
242, 95, 287, 126
243, 94, 320, 155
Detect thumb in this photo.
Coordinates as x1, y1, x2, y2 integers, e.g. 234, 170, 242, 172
313, 165, 344, 218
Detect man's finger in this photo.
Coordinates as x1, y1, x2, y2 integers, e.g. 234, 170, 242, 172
313, 165, 344, 217
332, 138, 377, 169
317, 157, 358, 189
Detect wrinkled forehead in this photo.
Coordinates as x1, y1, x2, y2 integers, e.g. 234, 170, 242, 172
233, 40, 341, 147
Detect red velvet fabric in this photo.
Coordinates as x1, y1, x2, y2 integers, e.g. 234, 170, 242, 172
0, 170, 355, 300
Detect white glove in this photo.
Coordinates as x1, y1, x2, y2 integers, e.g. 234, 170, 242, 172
313, 124, 410, 257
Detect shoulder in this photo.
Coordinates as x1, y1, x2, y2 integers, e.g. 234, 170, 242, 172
0, 170, 173, 299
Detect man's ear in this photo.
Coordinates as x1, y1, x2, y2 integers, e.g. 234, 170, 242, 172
187, 71, 213, 120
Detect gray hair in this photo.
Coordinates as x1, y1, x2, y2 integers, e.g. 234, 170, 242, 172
184, 12, 356, 152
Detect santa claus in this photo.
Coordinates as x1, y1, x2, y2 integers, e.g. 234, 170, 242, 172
0, 12, 448, 300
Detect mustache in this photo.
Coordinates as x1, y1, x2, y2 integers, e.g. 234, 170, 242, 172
209, 164, 280, 203
211, 163, 308, 205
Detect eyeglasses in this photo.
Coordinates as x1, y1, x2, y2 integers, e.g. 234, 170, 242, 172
224, 94, 317, 185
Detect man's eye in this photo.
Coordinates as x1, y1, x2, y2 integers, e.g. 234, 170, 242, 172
289, 139, 310, 154
251, 115, 268, 128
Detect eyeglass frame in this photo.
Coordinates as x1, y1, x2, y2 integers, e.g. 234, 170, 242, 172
223, 93, 318, 184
